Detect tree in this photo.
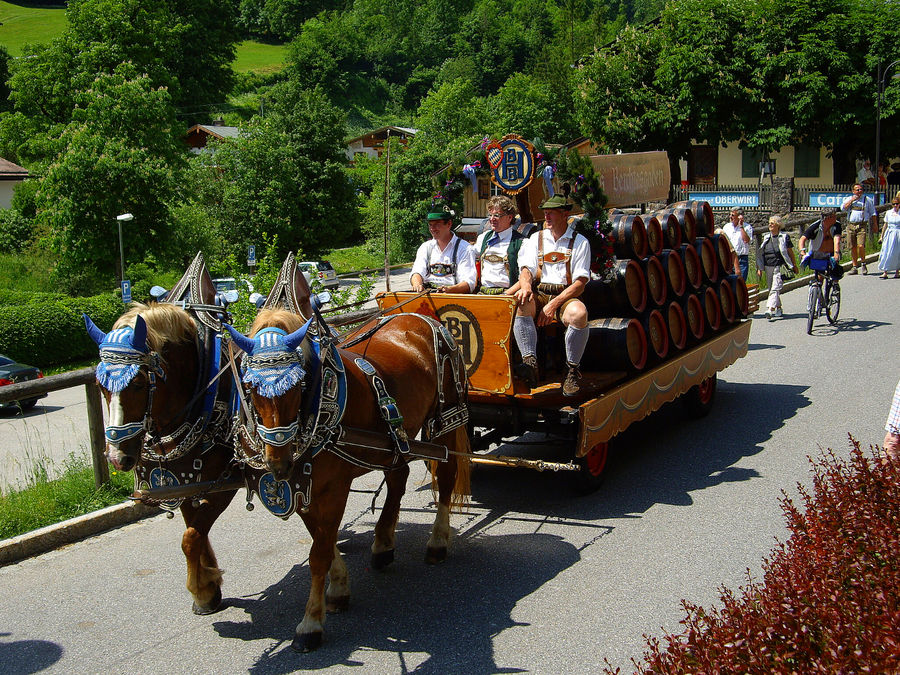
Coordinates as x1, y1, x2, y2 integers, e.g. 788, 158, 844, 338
190, 82, 359, 261
35, 67, 185, 292
485, 72, 578, 143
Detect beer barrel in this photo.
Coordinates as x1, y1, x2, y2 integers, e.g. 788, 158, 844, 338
680, 293, 705, 343
645, 216, 664, 256
718, 278, 737, 324
609, 213, 649, 259
640, 255, 667, 308
723, 274, 750, 317
582, 259, 648, 318
582, 317, 648, 372
694, 237, 718, 283
701, 285, 722, 332
710, 233, 735, 277
659, 249, 687, 298
672, 200, 715, 238
679, 242, 703, 290
654, 212, 683, 250
641, 308, 669, 362
665, 301, 687, 351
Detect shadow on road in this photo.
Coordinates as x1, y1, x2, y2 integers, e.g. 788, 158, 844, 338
212, 530, 578, 673
0, 632, 63, 674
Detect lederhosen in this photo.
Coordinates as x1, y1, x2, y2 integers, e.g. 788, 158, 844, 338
478, 230, 526, 295
533, 231, 578, 321
424, 237, 462, 290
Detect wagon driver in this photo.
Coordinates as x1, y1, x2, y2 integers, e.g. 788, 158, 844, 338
516, 195, 591, 397
410, 202, 477, 293
474, 195, 540, 386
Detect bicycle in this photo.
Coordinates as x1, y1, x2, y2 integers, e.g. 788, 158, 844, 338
802, 254, 842, 335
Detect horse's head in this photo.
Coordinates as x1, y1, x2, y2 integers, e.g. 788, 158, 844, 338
85, 304, 199, 471
225, 309, 313, 480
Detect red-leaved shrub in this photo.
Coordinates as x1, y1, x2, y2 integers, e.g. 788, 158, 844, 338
610, 436, 900, 674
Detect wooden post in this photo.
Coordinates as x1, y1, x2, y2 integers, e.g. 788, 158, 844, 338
85, 380, 109, 487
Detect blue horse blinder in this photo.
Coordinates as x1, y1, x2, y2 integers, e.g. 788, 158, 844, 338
84, 314, 166, 446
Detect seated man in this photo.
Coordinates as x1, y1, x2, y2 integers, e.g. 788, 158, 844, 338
516, 195, 591, 397
410, 203, 477, 293
474, 195, 538, 386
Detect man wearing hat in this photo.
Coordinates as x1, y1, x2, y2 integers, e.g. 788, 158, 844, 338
886, 162, 900, 190
410, 202, 477, 293
515, 194, 591, 397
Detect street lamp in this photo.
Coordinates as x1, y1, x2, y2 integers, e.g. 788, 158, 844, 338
116, 213, 134, 283
874, 59, 900, 202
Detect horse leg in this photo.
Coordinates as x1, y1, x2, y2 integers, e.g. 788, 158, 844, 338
180, 490, 236, 615
371, 464, 409, 570
294, 481, 352, 652
425, 427, 470, 563
325, 543, 350, 613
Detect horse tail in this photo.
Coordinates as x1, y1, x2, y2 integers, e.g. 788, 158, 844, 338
429, 425, 472, 510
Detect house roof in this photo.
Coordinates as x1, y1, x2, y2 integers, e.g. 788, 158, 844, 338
0, 157, 28, 179
346, 125, 417, 144
186, 124, 242, 140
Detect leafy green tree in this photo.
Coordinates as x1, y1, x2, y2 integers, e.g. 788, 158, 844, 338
35, 68, 185, 292
190, 82, 359, 261
485, 71, 578, 142
414, 79, 486, 146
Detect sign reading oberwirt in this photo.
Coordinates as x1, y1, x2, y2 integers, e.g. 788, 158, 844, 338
489, 134, 536, 195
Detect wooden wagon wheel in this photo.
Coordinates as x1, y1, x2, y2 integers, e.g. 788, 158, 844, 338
574, 440, 609, 494
684, 373, 717, 418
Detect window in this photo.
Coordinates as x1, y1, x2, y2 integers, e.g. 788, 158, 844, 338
794, 144, 820, 178
741, 147, 764, 178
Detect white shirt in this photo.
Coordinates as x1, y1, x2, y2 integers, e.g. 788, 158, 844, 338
411, 234, 477, 291
857, 166, 875, 184
723, 222, 753, 256
885, 208, 900, 229
519, 225, 591, 286
475, 228, 518, 288
843, 194, 876, 223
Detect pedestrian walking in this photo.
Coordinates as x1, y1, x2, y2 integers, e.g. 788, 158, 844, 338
755, 215, 798, 320
877, 194, 900, 279
883, 378, 900, 464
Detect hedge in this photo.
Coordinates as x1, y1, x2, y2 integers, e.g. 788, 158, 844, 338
611, 437, 900, 674
0, 293, 123, 366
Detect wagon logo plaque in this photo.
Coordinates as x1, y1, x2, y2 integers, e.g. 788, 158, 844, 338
489, 134, 535, 195
435, 304, 483, 377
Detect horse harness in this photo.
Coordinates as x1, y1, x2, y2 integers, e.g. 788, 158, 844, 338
232, 313, 468, 517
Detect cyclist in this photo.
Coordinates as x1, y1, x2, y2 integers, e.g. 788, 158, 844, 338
798, 208, 842, 274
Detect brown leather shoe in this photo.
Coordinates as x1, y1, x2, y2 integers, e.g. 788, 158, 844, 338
514, 355, 539, 388
562, 364, 582, 397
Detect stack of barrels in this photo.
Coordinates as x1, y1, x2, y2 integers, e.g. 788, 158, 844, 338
579, 200, 750, 373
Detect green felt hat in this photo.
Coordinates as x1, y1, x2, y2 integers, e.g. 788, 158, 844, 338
539, 194, 573, 210
427, 203, 455, 221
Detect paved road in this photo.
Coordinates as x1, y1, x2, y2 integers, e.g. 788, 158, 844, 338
0, 271, 897, 673
0, 386, 106, 493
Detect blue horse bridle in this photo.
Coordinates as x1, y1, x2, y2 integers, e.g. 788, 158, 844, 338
100, 345, 166, 446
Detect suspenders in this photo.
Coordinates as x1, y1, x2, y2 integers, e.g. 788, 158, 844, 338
536, 231, 574, 286
478, 230, 525, 285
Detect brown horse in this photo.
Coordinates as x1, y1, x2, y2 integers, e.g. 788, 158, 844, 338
226, 308, 471, 652
84, 302, 238, 615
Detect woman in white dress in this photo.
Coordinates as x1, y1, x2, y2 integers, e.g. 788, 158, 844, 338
878, 194, 900, 278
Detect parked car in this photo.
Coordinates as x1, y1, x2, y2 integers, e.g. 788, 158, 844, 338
212, 277, 254, 294
0, 354, 46, 412
298, 261, 339, 291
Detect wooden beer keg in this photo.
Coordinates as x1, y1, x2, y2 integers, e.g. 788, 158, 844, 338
640, 255, 667, 308
582, 317, 648, 372
680, 293, 705, 343
659, 249, 687, 298
672, 200, 715, 238
641, 308, 669, 362
653, 212, 683, 250
701, 285, 722, 332
723, 274, 750, 317
665, 300, 688, 351
582, 259, 648, 318
710, 233, 735, 277
694, 237, 718, 283
718, 278, 737, 324
609, 213, 649, 259
679, 242, 703, 290
645, 215, 664, 256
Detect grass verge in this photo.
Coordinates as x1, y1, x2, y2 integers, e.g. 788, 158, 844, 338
0, 455, 133, 540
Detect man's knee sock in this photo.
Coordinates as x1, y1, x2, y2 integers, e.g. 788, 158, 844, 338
513, 315, 537, 359
565, 325, 589, 366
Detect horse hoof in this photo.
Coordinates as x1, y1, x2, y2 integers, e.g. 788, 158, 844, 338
425, 546, 447, 565
326, 594, 350, 613
292, 631, 323, 653
191, 587, 223, 615
370, 549, 395, 570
